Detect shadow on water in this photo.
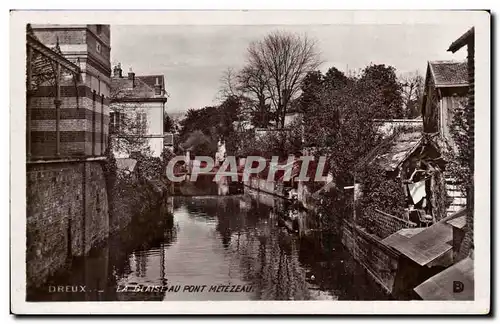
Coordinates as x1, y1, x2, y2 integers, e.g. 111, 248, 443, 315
27, 176, 389, 301
26, 198, 177, 301
173, 174, 244, 197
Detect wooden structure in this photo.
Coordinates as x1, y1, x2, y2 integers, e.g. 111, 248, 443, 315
26, 28, 81, 159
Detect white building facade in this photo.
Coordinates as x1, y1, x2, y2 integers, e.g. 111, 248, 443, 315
110, 64, 168, 157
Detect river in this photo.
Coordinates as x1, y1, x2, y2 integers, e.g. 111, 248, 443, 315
27, 187, 389, 301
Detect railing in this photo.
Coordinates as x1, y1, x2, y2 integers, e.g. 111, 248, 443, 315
360, 209, 417, 239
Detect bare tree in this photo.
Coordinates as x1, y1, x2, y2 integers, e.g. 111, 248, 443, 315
237, 65, 273, 128
218, 67, 242, 99
400, 71, 424, 118
218, 65, 273, 128
246, 31, 322, 128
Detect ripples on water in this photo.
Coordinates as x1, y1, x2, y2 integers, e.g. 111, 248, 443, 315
27, 191, 389, 301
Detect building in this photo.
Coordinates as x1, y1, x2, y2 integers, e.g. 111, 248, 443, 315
373, 117, 423, 137
28, 24, 111, 157
374, 28, 475, 300
110, 64, 168, 157
447, 27, 475, 262
26, 24, 112, 289
412, 27, 475, 301
422, 60, 468, 143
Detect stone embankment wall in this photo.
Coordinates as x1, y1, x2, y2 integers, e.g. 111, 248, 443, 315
26, 159, 109, 289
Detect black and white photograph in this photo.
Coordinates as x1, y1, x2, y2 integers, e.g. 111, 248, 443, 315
10, 9, 491, 314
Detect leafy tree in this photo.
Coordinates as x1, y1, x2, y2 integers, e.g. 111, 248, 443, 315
323, 66, 350, 90
178, 96, 241, 157
296, 65, 387, 229
359, 64, 404, 119
180, 130, 217, 157
298, 70, 323, 113
163, 113, 176, 133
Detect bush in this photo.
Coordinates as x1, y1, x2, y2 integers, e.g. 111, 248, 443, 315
357, 165, 407, 222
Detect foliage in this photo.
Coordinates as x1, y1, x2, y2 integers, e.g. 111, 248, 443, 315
178, 96, 241, 156
180, 130, 217, 157
109, 104, 152, 156
300, 68, 383, 188
356, 165, 407, 222
446, 96, 472, 196
316, 186, 352, 232
293, 64, 409, 229
102, 139, 118, 205
163, 113, 177, 133
160, 147, 176, 178
109, 82, 153, 157
358, 64, 405, 119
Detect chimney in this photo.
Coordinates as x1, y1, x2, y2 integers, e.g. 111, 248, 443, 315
113, 63, 122, 78
128, 67, 135, 87
154, 77, 162, 96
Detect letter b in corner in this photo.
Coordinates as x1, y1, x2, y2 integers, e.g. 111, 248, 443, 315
453, 281, 464, 293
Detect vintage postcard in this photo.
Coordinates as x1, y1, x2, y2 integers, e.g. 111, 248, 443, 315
10, 10, 490, 314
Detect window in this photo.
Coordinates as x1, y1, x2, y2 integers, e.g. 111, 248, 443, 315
96, 42, 101, 53
136, 112, 147, 126
96, 25, 102, 34
110, 111, 121, 133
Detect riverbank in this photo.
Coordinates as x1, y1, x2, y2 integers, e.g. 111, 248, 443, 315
27, 193, 390, 301
243, 176, 414, 298
26, 152, 171, 293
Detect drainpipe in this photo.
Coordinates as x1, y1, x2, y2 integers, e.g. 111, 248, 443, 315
55, 63, 61, 157
27, 46, 32, 159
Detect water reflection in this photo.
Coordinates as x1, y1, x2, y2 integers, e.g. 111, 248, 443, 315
27, 190, 388, 301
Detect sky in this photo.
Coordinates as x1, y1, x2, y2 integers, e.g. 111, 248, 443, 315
110, 24, 470, 115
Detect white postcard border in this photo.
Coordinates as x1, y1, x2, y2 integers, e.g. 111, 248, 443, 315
10, 9, 491, 315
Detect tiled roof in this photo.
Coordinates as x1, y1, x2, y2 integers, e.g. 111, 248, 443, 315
414, 257, 474, 300
137, 75, 165, 89
357, 131, 422, 172
111, 76, 157, 99
382, 222, 453, 266
429, 61, 468, 87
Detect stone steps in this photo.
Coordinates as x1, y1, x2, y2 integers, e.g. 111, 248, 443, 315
444, 173, 466, 216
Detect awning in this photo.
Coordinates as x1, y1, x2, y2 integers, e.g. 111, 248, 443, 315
414, 257, 474, 300
356, 131, 422, 172
447, 215, 467, 229
382, 222, 453, 266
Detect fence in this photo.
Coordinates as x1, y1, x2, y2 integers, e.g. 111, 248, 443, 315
360, 209, 417, 239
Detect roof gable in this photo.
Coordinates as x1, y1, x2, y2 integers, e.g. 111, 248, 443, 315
137, 75, 165, 89
428, 61, 468, 87
357, 131, 422, 172
111, 76, 157, 99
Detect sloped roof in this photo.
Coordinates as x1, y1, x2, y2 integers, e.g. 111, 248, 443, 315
137, 75, 165, 89
429, 61, 468, 87
448, 27, 474, 53
414, 257, 474, 300
382, 222, 453, 266
111, 76, 158, 100
357, 131, 422, 172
